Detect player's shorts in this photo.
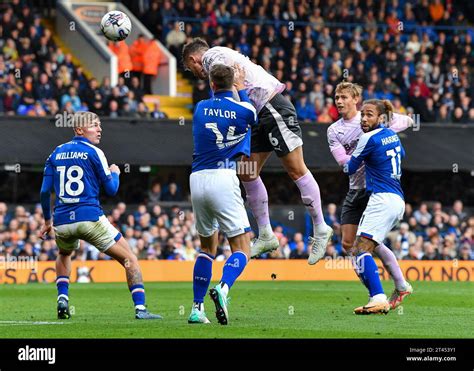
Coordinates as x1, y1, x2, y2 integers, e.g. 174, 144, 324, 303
252, 93, 303, 157
357, 192, 405, 245
341, 188, 370, 225
54, 215, 122, 253
190, 169, 251, 238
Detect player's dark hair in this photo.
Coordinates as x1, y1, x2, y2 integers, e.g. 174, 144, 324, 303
182, 37, 209, 62
363, 99, 394, 123
209, 64, 234, 91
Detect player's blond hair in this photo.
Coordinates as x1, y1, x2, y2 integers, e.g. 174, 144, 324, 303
335, 82, 363, 98
363, 99, 394, 123
73, 111, 99, 130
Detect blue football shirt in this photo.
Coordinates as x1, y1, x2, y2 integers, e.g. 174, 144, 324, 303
345, 126, 405, 199
192, 89, 257, 173
41, 136, 119, 225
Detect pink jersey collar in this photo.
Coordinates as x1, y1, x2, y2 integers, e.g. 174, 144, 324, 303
342, 111, 361, 126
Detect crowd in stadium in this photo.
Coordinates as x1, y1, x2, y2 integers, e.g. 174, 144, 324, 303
1, 1, 473, 123
0, 2, 167, 118
0, 198, 472, 262
147, 0, 474, 124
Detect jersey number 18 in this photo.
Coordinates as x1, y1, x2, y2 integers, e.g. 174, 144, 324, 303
57, 165, 85, 197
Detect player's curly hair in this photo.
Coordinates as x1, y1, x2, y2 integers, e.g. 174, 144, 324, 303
335, 82, 363, 98
182, 37, 209, 62
363, 99, 394, 123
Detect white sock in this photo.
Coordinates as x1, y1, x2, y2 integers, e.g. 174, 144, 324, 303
313, 222, 329, 234
258, 224, 273, 238
193, 302, 203, 311
220, 283, 229, 296
372, 293, 387, 302
135, 304, 146, 310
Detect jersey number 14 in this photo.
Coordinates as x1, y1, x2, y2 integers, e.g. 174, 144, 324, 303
205, 123, 245, 149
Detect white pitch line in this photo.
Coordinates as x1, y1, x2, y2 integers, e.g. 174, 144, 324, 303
0, 321, 68, 325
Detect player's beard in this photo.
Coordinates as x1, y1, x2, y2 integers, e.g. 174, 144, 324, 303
198, 67, 208, 80
361, 122, 371, 132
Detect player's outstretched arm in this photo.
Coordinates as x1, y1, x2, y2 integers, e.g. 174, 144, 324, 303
389, 112, 414, 133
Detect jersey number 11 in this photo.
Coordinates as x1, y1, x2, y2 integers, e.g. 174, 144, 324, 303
386, 146, 402, 179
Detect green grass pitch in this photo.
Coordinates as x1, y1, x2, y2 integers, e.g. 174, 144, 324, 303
0, 281, 472, 338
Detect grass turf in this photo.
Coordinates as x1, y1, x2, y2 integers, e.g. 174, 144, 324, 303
0, 281, 472, 338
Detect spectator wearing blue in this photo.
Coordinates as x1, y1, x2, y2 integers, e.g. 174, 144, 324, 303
314, 59, 328, 81
295, 95, 317, 123
60, 86, 82, 112
236, 36, 250, 56
324, 203, 340, 229
363, 84, 378, 101
288, 232, 305, 251
133, 204, 148, 225
289, 241, 309, 259
150, 101, 168, 119
446, 215, 462, 239
161, 183, 183, 202
317, 27, 332, 50
35, 73, 54, 104
379, 86, 395, 101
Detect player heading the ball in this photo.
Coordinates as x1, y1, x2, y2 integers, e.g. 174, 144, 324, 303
182, 38, 333, 265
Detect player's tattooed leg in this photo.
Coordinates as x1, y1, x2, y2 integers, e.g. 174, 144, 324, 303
352, 236, 376, 256
125, 259, 144, 287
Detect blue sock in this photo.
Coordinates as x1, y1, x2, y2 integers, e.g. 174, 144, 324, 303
355, 253, 384, 297
221, 251, 248, 290
130, 284, 146, 308
351, 256, 369, 290
193, 252, 214, 304
56, 276, 69, 301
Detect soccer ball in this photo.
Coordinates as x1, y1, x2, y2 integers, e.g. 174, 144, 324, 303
100, 11, 132, 42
